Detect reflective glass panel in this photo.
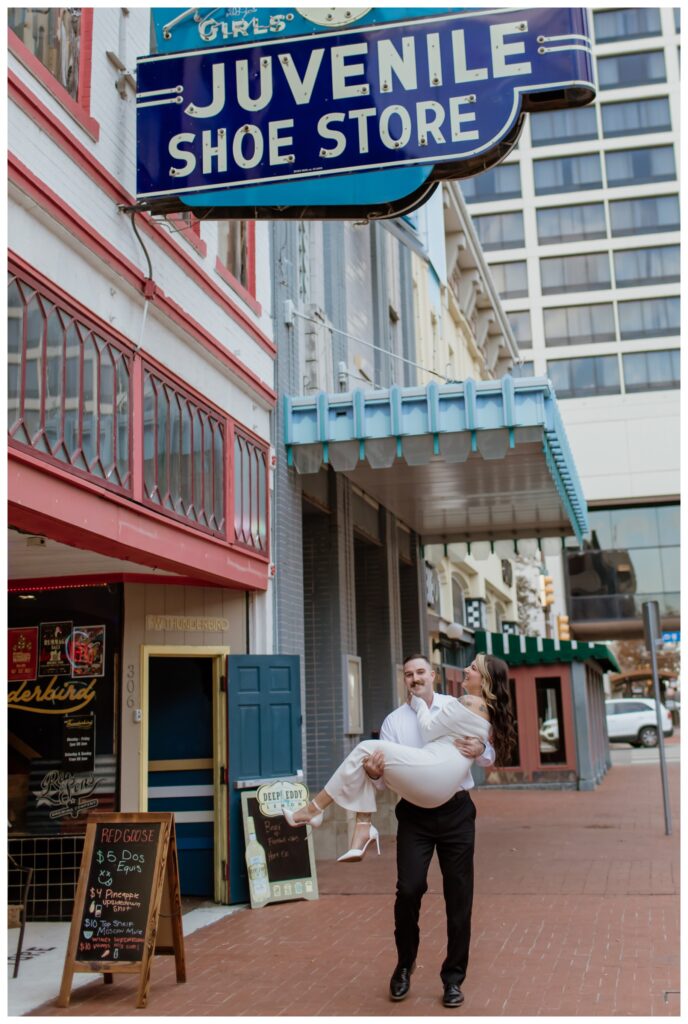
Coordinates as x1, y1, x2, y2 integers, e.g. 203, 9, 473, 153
473, 211, 524, 250
537, 203, 606, 244
530, 105, 597, 146
594, 8, 661, 42
610, 195, 679, 236
614, 246, 680, 288
544, 303, 615, 345
597, 50, 666, 89
618, 297, 680, 340
534, 154, 602, 195
536, 678, 566, 764
541, 253, 611, 294
460, 163, 521, 202
606, 145, 676, 187
601, 97, 672, 137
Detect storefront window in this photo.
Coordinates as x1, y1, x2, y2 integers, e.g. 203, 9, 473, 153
8, 585, 121, 836
536, 678, 566, 764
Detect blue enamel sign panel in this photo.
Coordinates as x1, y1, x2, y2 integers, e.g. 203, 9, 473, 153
136, 7, 595, 218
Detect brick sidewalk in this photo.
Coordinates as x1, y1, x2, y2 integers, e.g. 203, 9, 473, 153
32, 760, 680, 1017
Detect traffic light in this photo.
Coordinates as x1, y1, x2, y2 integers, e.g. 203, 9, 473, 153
539, 575, 555, 608
556, 614, 571, 641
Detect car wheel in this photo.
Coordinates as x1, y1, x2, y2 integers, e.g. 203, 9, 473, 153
638, 726, 658, 748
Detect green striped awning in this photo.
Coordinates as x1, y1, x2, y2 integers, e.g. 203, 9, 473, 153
475, 630, 619, 673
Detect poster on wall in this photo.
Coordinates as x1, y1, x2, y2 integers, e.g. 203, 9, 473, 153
67, 626, 106, 678
8, 626, 39, 681
38, 621, 73, 677
63, 712, 96, 772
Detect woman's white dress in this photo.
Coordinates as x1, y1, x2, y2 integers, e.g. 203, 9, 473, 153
324, 696, 492, 811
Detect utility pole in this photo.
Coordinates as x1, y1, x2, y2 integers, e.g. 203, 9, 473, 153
643, 600, 672, 836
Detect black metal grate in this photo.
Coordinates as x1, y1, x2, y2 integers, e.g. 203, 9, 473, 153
8, 834, 85, 921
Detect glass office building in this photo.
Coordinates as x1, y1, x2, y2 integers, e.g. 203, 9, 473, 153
463, 8, 681, 638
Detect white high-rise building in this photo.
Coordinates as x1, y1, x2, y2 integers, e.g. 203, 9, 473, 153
461, 7, 681, 641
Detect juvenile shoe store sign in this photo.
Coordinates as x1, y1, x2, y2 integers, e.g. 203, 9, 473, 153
136, 7, 594, 218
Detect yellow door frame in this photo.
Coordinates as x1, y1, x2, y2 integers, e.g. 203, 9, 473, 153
140, 645, 230, 904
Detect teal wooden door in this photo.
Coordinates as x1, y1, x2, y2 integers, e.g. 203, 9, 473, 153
227, 655, 301, 902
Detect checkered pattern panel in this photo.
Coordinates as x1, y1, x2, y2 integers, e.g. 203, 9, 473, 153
465, 599, 486, 630
501, 621, 521, 636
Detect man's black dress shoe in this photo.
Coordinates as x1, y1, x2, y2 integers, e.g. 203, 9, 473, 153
442, 983, 465, 1008
389, 962, 416, 1001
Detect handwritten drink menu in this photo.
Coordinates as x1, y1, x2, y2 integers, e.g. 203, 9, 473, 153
75, 822, 161, 963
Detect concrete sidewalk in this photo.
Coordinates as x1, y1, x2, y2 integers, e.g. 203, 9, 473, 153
22, 758, 680, 1017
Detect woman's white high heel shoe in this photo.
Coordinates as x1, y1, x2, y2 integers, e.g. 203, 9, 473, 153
282, 799, 324, 828
337, 823, 381, 862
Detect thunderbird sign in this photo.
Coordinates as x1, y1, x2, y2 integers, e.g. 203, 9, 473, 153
136, 7, 595, 219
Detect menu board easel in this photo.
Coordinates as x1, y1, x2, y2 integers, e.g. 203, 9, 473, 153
57, 812, 185, 1009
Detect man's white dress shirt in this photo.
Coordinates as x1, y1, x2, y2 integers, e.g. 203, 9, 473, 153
377, 692, 495, 793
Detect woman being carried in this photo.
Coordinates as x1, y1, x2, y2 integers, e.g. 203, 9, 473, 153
283, 654, 515, 861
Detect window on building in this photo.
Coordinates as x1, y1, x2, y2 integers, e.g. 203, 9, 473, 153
536, 203, 606, 244
530, 105, 598, 147
622, 349, 680, 393
234, 431, 268, 554
547, 355, 621, 398
216, 220, 254, 294
533, 154, 602, 195
508, 311, 532, 347
510, 360, 535, 378
610, 195, 680, 237
489, 260, 529, 300
460, 163, 521, 203
473, 211, 525, 251
540, 252, 612, 295
593, 7, 662, 43
536, 678, 567, 764
543, 303, 616, 346
8, 269, 132, 490
597, 50, 666, 90
606, 145, 676, 188
617, 297, 680, 340
675, 8, 681, 33
451, 577, 466, 625
601, 97, 672, 138
614, 245, 680, 288
567, 503, 680, 622
8, 8, 83, 100
143, 367, 225, 535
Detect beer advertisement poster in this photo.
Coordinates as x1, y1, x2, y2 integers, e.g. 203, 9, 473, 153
67, 625, 106, 678
8, 626, 38, 682
38, 621, 73, 677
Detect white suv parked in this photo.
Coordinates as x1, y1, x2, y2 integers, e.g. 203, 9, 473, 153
605, 698, 674, 748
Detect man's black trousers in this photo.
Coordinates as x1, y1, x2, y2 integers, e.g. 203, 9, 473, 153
394, 791, 476, 986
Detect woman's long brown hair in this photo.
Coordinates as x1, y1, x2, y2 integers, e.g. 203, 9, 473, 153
475, 654, 517, 765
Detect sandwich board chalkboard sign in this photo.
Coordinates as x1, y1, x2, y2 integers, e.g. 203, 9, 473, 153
58, 812, 185, 1009
240, 781, 318, 909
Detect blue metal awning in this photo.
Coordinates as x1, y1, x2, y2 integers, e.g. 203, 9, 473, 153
284, 377, 588, 545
